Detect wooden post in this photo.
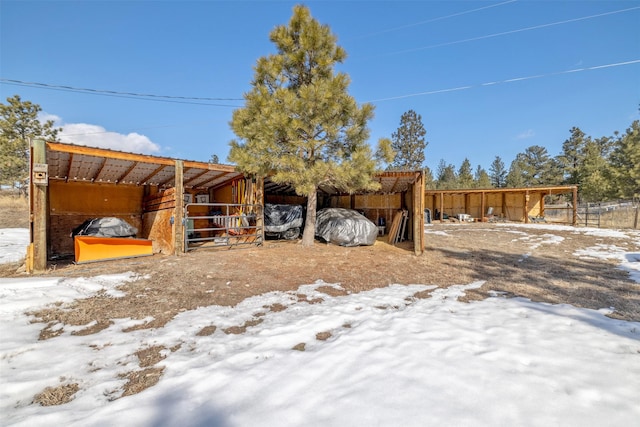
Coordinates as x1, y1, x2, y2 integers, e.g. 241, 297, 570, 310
502, 192, 506, 220
440, 192, 444, 220
634, 204, 639, 229
480, 192, 486, 222
464, 193, 469, 217
540, 192, 546, 218
31, 139, 48, 273
412, 173, 424, 255
524, 191, 530, 223
572, 186, 578, 226
174, 160, 184, 255
256, 175, 264, 243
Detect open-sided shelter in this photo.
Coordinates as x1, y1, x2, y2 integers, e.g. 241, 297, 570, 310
27, 140, 260, 272
424, 186, 578, 224
27, 140, 425, 272
264, 170, 426, 255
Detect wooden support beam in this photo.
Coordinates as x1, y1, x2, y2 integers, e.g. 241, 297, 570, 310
388, 177, 400, 193
115, 161, 138, 184
93, 157, 108, 182
188, 171, 232, 189
140, 164, 168, 185
524, 191, 530, 223
572, 186, 578, 226
30, 139, 48, 273
64, 152, 73, 182
412, 174, 424, 255
502, 193, 506, 220
159, 166, 185, 187
47, 141, 177, 166
184, 169, 211, 186
256, 176, 264, 243
174, 160, 184, 255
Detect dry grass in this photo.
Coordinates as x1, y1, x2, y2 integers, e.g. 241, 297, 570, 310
33, 382, 80, 406
2, 196, 639, 402
0, 191, 28, 228
119, 367, 165, 398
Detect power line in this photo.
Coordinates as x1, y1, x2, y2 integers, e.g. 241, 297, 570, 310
362, 6, 640, 59
367, 59, 640, 103
0, 78, 243, 106
353, 0, 517, 40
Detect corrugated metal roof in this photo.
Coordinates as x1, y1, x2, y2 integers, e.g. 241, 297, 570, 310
45, 142, 242, 189
265, 171, 422, 195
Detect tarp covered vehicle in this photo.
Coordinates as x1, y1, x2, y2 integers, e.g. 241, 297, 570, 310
264, 203, 303, 240
71, 217, 138, 238
315, 208, 378, 247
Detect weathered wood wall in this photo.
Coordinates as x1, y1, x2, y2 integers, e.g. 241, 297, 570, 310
49, 181, 145, 256
142, 187, 176, 254
327, 193, 402, 226
425, 190, 545, 222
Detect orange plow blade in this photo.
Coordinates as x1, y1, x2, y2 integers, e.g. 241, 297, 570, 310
74, 236, 153, 264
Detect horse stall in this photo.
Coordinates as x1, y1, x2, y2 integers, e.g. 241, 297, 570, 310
424, 186, 578, 224
27, 140, 254, 272
264, 171, 425, 255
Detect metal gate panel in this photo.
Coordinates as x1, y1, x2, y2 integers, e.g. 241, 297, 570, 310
184, 202, 263, 251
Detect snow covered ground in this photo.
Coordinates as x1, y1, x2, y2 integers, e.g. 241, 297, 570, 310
1, 226, 639, 426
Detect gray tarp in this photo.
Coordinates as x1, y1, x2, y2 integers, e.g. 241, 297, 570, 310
71, 217, 138, 238
264, 204, 303, 233
315, 208, 378, 247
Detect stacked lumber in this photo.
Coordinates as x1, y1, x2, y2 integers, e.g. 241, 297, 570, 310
387, 210, 408, 244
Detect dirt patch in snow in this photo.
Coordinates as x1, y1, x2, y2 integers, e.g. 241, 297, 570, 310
5, 220, 640, 403
11, 223, 638, 336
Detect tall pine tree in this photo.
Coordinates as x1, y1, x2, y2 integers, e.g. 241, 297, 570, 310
229, 5, 390, 246
608, 120, 640, 199
457, 158, 474, 189
389, 110, 427, 170
489, 156, 507, 188
435, 159, 457, 189
559, 127, 588, 185
0, 95, 60, 195
474, 165, 492, 188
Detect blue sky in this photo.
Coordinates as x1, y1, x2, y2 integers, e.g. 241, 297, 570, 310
1, 0, 639, 174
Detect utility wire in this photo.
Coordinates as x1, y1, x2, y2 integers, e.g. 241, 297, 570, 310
367, 59, 640, 103
1, 6, 637, 108
353, 0, 517, 40
0, 78, 243, 106
362, 6, 640, 59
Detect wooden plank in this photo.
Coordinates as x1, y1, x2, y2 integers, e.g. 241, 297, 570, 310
387, 211, 403, 244
47, 141, 176, 166
144, 192, 175, 205
398, 211, 408, 244
174, 160, 184, 255
413, 175, 424, 255
145, 201, 176, 211
31, 139, 48, 273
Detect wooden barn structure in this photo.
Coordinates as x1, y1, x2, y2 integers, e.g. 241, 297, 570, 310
265, 170, 426, 255
27, 140, 259, 272
27, 140, 425, 272
424, 185, 578, 224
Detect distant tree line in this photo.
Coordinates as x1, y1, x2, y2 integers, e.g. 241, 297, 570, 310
388, 108, 639, 203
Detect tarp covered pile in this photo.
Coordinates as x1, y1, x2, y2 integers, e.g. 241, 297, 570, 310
315, 208, 378, 247
71, 217, 138, 238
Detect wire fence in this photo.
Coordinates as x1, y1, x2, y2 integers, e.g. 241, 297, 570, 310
545, 200, 639, 229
